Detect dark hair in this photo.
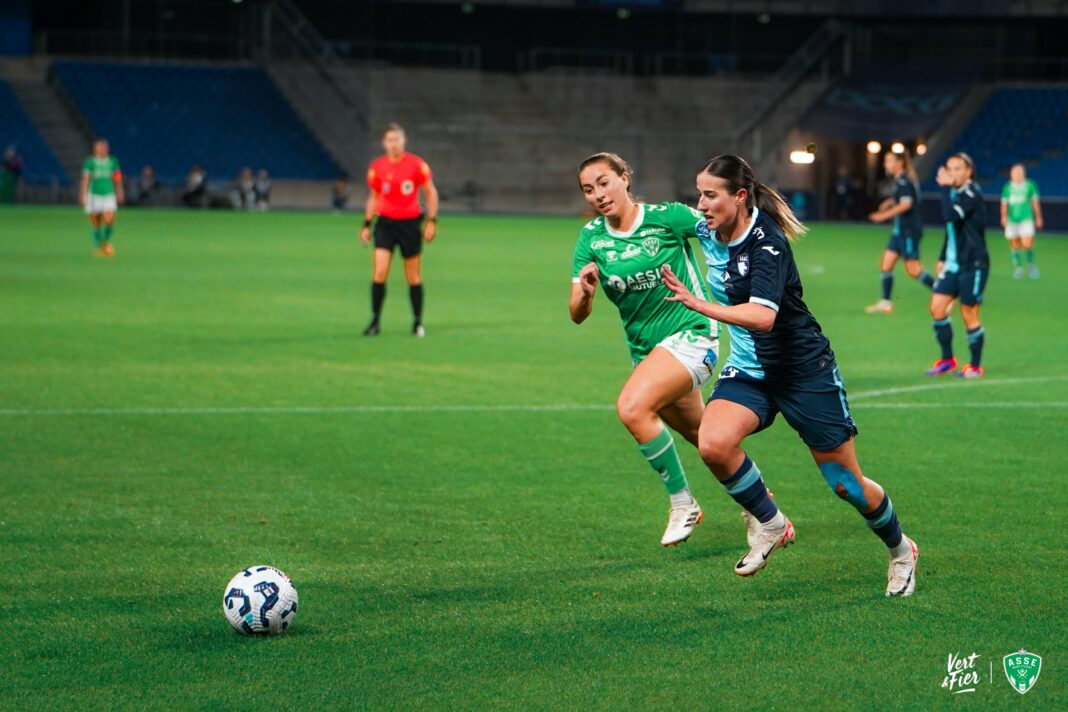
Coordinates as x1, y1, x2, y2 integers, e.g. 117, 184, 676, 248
885, 149, 917, 182
382, 122, 405, 138
697, 155, 806, 241
577, 152, 638, 201
949, 151, 975, 173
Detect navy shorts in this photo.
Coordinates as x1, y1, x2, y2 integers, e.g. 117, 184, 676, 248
886, 232, 921, 260
708, 362, 858, 451
933, 268, 988, 306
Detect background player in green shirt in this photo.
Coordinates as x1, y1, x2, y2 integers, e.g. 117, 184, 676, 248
1000, 163, 1043, 279
570, 152, 720, 548
80, 139, 124, 257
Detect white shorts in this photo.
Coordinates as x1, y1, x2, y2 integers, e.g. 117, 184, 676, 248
1004, 219, 1034, 239
85, 194, 118, 214
645, 329, 720, 389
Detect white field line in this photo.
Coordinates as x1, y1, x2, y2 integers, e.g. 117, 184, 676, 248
0, 376, 1065, 417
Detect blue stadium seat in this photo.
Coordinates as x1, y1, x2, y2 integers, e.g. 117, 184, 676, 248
0, 80, 70, 186
52, 62, 339, 184
926, 86, 1068, 197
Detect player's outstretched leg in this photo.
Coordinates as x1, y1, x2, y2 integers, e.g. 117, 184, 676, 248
618, 348, 704, 548
812, 442, 917, 597
698, 399, 793, 576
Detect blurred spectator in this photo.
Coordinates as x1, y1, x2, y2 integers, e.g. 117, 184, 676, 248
254, 169, 271, 210
182, 165, 208, 208
831, 165, 853, 221
331, 176, 350, 212
3, 145, 24, 183
231, 167, 255, 210
1, 146, 24, 203
135, 165, 160, 205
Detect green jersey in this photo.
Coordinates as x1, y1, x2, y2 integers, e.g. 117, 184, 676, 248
572, 202, 716, 361
1002, 179, 1039, 223
83, 156, 121, 196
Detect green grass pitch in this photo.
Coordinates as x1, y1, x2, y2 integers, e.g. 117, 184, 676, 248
2, 206, 1066, 709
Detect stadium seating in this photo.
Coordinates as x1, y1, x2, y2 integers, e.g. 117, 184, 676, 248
0, 79, 70, 186
52, 62, 339, 184
928, 86, 1068, 197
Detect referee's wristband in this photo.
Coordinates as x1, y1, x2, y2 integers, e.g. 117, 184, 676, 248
426, 216, 437, 223
363, 218, 372, 228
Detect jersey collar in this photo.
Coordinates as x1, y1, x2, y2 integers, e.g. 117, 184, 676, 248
605, 204, 645, 238
717, 207, 760, 247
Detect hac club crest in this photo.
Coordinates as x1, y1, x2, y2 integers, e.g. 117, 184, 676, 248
737, 253, 750, 277
1003, 650, 1042, 695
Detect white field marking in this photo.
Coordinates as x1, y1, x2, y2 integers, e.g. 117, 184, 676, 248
849, 375, 1068, 401
862, 402, 1068, 409
1, 376, 1065, 418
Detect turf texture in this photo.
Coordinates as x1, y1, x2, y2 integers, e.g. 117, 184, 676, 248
2, 206, 1066, 710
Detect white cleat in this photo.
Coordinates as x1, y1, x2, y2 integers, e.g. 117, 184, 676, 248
864, 299, 893, 314
741, 489, 775, 547
886, 535, 919, 597
735, 511, 794, 576
661, 500, 703, 547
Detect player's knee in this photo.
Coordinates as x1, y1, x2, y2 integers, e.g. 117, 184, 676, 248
615, 392, 648, 431
698, 431, 735, 468
818, 461, 868, 509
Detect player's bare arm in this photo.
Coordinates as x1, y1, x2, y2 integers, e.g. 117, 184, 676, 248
661, 264, 776, 332
869, 199, 911, 223
569, 262, 598, 323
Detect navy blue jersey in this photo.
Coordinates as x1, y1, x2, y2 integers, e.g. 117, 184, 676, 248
893, 175, 922, 238
697, 208, 833, 380
938, 180, 988, 272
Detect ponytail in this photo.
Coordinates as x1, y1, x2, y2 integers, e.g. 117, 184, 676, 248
699, 155, 806, 241
752, 181, 807, 241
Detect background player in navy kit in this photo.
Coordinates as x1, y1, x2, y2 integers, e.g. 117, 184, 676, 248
865, 150, 935, 314
927, 152, 989, 379
661, 155, 919, 597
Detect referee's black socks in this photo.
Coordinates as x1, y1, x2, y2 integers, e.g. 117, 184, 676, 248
409, 284, 424, 323
371, 282, 386, 323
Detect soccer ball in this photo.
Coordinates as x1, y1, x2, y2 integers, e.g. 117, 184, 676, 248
222, 565, 299, 635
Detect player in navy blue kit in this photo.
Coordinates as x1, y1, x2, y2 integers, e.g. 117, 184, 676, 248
865, 150, 935, 314
661, 155, 918, 597
927, 153, 989, 379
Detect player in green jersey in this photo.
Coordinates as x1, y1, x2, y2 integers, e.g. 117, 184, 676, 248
80, 139, 124, 257
1000, 163, 1043, 279
570, 152, 720, 547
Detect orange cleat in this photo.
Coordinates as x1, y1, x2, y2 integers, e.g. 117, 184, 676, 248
956, 364, 984, 379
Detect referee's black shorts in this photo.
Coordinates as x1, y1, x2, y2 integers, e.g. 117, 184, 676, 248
373, 216, 423, 258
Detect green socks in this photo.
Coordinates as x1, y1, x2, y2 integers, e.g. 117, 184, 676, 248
638, 427, 688, 495
91, 225, 102, 246
1010, 249, 1022, 268
1026, 248, 1035, 264
101, 224, 113, 243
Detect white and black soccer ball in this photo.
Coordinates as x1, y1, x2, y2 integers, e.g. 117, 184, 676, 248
223, 565, 299, 635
